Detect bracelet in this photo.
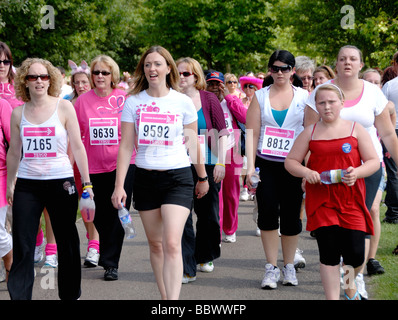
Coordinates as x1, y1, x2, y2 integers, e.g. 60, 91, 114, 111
82, 185, 93, 190
82, 182, 93, 187
215, 163, 225, 168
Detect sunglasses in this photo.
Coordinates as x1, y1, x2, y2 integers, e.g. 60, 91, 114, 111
0, 59, 11, 65
25, 74, 51, 81
270, 65, 292, 73
244, 84, 256, 89
92, 70, 111, 76
179, 72, 193, 77
227, 81, 237, 84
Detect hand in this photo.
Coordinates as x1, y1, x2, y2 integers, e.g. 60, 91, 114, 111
219, 82, 230, 98
111, 186, 127, 209
304, 170, 321, 185
86, 187, 94, 200
195, 181, 209, 199
213, 164, 225, 183
6, 187, 14, 206
342, 166, 357, 187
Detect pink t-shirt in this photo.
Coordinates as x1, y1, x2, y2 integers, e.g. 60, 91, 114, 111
74, 88, 135, 174
0, 99, 12, 207
0, 82, 24, 109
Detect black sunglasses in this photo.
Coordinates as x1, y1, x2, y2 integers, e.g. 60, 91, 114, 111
0, 59, 11, 65
92, 70, 111, 76
179, 72, 193, 77
25, 74, 51, 81
270, 65, 292, 73
244, 84, 256, 89
227, 81, 237, 84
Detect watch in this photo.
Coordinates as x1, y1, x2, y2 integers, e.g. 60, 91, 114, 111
198, 176, 208, 182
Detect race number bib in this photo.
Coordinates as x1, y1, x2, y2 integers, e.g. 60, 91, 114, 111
89, 118, 118, 145
261, 126, 295, 158
23, 126, 57, 158
138, 112, 177, 146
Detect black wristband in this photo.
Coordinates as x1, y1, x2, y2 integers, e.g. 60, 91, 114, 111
198, 176, 208, 182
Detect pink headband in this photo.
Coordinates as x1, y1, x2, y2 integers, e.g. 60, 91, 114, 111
68, 60, 90, 76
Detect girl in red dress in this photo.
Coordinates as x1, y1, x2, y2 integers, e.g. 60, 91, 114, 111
285, 84, 379, 300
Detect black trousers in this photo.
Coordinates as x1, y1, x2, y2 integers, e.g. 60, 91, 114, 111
182, 165, 221, 275
91, 164, 135, 269
8, 177, 81, 300
383, 132, 398, 220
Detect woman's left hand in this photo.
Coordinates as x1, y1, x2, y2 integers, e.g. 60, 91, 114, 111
213, 164, 225, 183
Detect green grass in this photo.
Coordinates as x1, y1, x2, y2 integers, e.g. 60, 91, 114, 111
368, 201, 398, 300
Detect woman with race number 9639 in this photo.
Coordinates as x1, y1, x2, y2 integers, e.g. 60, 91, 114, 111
74, 55, 135, 281
246, 50, 308, 290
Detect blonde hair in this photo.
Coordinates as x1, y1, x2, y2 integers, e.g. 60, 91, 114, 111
315, 83, 345, 102
90, 55, 120, 89
129, 46, 180, 95
176, 57, 206, 90
14, 58, 62, 102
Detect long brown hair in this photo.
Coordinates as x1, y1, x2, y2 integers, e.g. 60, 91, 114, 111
129, 46, 180, 95
0, 41, 14, 83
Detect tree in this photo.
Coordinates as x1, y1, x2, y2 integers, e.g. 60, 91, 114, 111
140, 0, 277, 74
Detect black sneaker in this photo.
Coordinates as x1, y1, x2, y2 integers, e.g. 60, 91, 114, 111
104, 267, 118, 281
366, 258, 385, 275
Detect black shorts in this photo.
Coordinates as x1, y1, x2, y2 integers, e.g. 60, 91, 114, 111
133, 166, 194, 211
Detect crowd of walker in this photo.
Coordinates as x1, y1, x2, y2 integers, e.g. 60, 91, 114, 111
0, 40, 397, 300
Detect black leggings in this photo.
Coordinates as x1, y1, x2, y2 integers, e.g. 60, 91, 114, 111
8, 177, 80, 300
316, 225, 365, 268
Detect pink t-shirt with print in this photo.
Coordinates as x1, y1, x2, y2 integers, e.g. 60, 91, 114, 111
74, 88, 134, 174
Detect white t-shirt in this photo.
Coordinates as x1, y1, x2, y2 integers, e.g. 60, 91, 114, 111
122, 89, 198, 170
382, 76, 398, 128
307, 80, 388, 161
255, 85, 308, 161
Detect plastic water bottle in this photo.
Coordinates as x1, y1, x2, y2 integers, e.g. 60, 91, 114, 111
249, 167, 260, 195
118, 204, 136, 239
320, 169, 347, 184
79, 190, 95, 222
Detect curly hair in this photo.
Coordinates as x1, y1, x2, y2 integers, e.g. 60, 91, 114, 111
14, 58, 62, 102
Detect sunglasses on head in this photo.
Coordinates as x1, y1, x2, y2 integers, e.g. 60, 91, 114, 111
179, 71, 193, 77
0, 59, 11, 65
92, 70, 111, 76
25, 74, 51, 81
270, 65, 292, 73
244, 84, 256, 89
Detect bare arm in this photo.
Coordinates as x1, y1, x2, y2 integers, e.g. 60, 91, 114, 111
375, 105, 398, 165
6, 107, 23, 205
111, 121, 135, 208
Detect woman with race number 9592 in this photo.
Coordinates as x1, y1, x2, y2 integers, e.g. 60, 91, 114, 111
111, 46, 208, 300
74, 55, 135, 281
246, 50, 308, 290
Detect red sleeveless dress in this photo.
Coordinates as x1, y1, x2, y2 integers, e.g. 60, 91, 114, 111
305, 123, 374, 235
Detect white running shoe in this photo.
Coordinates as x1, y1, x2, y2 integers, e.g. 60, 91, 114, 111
84, 248, 99, 267
43, 254, 58, 268
255, 227, 261, 237
198, 262, 214, 273
240, 188, 250, 201
356, 273, 368, 299
182, 274, 196, 284
282, 263, 298, 286
294, 248, 306, 269
224, 233, 236, 243
261, 263, 280, 289
34, 242, 44, 263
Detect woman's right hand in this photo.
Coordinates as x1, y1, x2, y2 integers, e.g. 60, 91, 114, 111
111, 186, 127, 209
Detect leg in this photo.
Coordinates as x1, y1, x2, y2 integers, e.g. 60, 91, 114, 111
260, 230, 279, 266
161, 204, 189, 300
139, 208, 166, 299
320, 264, 341, 300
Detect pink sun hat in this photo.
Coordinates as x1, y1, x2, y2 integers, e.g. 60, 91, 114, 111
239, 76, 263, 90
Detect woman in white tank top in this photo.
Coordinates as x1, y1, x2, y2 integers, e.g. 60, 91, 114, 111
6, 58, 92, 300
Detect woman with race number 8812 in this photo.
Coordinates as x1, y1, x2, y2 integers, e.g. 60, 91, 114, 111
245, 50, 308, 290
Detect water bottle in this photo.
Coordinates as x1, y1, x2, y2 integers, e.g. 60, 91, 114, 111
320, 169, 347, 184
249, 167, 260, 195
79, 190, 95, 222
118, 204, 136, 239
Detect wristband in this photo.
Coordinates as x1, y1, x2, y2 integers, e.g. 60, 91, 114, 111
82, 185, 93, 190
198, 176, 208, 182
215, 163, 225, 168
82, 182, 93, 187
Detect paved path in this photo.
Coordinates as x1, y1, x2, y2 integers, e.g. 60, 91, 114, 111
0, 198, 374, 302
